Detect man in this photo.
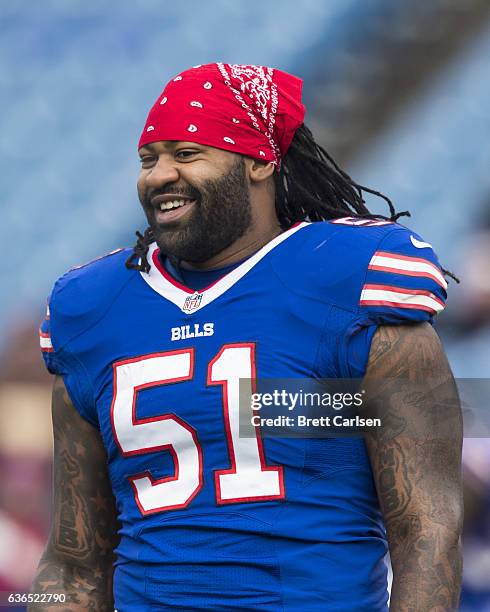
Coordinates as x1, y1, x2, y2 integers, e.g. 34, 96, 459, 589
32, 63, 462, 611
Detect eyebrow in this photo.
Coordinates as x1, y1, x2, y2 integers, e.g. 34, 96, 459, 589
138, 142, 171, 154
139, 141, 205, 155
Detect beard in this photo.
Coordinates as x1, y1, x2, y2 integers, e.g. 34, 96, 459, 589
142, 157, 252, 264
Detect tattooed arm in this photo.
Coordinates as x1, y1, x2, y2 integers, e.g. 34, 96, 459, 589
363, 323, 463, 612
29, 376, 119, 611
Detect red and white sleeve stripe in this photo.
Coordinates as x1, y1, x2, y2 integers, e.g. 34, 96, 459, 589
368, 251, 447, 290
39, 330, 53, 352
360, 283, 445, 315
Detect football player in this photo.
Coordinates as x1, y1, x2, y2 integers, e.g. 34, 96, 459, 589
31, 64, 462, 611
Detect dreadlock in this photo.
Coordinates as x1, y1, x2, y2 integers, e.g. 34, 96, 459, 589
126, 124, 458, 282
272, 123, 406, 227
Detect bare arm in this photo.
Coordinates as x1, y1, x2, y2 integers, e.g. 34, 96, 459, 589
29, 376, 119, 611
363, 323, 463, 612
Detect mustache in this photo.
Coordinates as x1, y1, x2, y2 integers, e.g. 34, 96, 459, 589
144, 185, 201, 206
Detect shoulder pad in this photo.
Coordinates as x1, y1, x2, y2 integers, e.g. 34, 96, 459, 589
47, 248, 133, 352
270, 221, 447, 322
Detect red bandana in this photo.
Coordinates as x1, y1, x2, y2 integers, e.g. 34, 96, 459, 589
138, 63, 305, 166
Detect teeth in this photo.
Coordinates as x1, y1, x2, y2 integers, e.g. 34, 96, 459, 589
159, 199, 192, 211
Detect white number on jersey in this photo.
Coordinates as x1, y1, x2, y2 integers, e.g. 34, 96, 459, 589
111, 343, 284, 514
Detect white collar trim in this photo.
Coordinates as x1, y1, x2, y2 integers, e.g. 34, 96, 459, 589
140, 222, 310, 314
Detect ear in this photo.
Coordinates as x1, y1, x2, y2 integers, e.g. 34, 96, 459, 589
246, 158, 276, 184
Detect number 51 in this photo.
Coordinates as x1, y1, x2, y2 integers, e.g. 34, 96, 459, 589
111, 343, 285, 515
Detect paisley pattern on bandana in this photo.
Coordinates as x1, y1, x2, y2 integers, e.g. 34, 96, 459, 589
138, 63, 305, 167
217, 63, 281, 164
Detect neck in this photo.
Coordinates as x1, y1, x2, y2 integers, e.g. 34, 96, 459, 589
180, 221, 283, 271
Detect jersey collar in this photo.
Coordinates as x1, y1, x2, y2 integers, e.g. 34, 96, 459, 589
139, 222, 310, 314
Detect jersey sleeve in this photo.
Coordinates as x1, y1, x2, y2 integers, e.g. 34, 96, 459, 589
39, 302, 56, 372
341, 226, 448, 378
359, 227, 447, 323
39, 281, 98, 428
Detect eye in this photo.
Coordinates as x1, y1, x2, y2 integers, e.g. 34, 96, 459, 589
175, 149, 198, 160
139, 155, 156, 168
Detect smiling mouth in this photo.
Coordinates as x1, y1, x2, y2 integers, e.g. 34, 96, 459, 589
158, 198, 195, 211
153, 198, 197, 225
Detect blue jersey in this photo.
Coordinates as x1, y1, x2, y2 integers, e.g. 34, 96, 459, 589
40, 219, 447, 611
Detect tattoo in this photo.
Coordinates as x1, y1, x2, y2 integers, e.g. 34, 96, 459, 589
29, 377, 119, 611
377, 442, 412, 520
55, 450, 90, 556
363, 324, 463, 612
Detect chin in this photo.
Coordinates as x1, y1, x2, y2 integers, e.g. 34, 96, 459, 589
153, 230, 197, 260
161, 235, 221, 263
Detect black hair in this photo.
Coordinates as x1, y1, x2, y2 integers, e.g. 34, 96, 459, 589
126, 123, 458, 282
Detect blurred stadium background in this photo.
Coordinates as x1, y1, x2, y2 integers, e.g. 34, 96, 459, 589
0, 0, 489, 609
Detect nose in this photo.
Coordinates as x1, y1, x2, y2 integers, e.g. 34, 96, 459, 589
145, 155, 180, 189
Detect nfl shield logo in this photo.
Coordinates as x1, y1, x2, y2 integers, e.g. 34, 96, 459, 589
183, 291, 203, 313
